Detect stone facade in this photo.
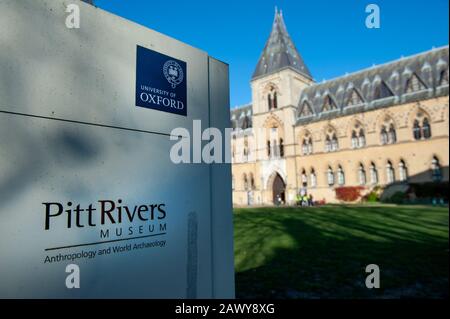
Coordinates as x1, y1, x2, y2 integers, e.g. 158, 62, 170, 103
231, 9, 449, 206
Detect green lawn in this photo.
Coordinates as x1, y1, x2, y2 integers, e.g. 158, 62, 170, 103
234, 205, 449, 299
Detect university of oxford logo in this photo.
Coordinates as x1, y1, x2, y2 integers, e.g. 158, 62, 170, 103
163, 60, 184, 89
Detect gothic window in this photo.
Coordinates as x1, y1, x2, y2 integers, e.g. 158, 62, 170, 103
346, 89, 364, 106
325, 130, 339, 152
331, 134, 339, 151
327, 167, 335, 186
310, 169, 317, 188
370, 162, 378, 185
431, 156, 443, 182
413, 120, 422, 140
301, 169, 308, 187
380, 126, 388, 145
273, 92, 278, 109
325, 135, 331, 152
439, 69, 449, 86
322, 95, 337, 112
373, 81, 394, 100
405, 73, 426, 93
399, 160, 408, 182
386, 161, 395, 184
250, 173, 255, 190
242, 116, 250, 130
279, 138, 284, 157
243, 173, 248, 190
351, 131, 358, 149
268, 86, 278, 111
413, 113, 432, 140
388, 124, 397, 144
337, 166, 345, 186
351, 124, 365, 148
358, 164, 367, 185
422, 118, 431, 139
359, 129, 366, 147
380, 119, 396, 145
302, 135, 313, 155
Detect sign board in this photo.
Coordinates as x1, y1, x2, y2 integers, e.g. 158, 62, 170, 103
0, 0, 234, 298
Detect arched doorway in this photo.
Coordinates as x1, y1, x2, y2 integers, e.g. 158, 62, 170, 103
272, 173, 286, 205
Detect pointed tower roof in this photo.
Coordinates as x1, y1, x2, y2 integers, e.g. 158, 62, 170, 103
252, 8, 312, 80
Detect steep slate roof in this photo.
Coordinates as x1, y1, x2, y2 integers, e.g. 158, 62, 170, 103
252, 9, 312, 80
230, 104, 253, 130
296, 46, 449, 125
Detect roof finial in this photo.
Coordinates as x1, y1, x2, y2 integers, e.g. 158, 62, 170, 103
275, 6, 278, 14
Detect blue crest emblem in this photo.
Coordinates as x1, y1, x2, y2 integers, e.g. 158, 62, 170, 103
163, 60, 184, 89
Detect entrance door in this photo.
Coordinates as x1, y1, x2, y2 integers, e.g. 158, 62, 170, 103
272, 173, 286, 204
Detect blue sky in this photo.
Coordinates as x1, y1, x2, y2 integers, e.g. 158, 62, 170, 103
95, 0, 449, 108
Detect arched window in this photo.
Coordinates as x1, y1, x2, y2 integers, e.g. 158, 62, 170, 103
243, 174, 248, 190
380, 126, 388, 145
250, 173, 255, 190
327, 167, 335, 186
370, 162, 378, 185
273, 92, 278, 109
331, 134, 339, 151
243, 137, 249, 160
422, 118, 431, 139
358, 164, 367, 185
359, 129, 366, 147
388, 124, 397, 144
310, 169, 317, 188
267, 140, 271, 157
301, 169, 308, 187
351, 131, 358, 149
413, 113, 432, 140
325, 135, 331, 152
337, 166, 345, 186
431, 156, 443, 182
267, 86, 278, 111
413, 120, 422, 140
242, 116, 250, 130
386, 161, 395, 184
302, 135, 313, 155
399, 160, 408, 182
279, 138, 284, 157
351, 125, 366, 149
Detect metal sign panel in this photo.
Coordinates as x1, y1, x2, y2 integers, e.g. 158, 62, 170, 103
0, 0, 234, 298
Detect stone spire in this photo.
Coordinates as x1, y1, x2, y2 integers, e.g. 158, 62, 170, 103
252, 8, 312, 80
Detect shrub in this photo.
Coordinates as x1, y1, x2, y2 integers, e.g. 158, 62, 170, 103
335, 186, 364, 202
385, 191, 407, 204
409, 182, 449, 200
364, 191, 380, 202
